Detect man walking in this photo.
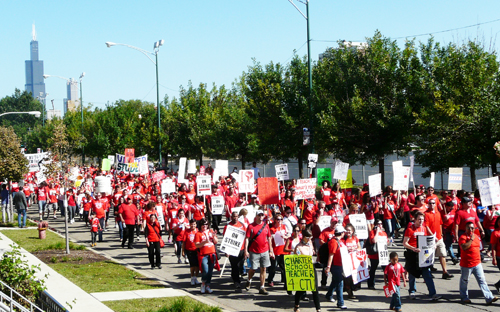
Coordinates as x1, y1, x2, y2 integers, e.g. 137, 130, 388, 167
13, 187, 28, 228
119, 196, 140, 249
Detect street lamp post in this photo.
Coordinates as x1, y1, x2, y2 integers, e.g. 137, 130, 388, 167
105, 40, 164, 165
80, 73, 85, 166
36, 92, 48, 126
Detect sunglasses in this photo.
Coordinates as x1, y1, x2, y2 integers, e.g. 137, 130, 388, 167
277, 219, 283, 221
300, 222, 306, 225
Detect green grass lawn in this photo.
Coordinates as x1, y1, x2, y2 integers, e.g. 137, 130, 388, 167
0, 229, 84, 252
104, 297, 222, 312
0, 213, 38, 228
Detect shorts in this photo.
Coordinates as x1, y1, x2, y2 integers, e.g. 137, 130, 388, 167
186, 250, 199, 268
366, 219, 375, 225
435, 238, 447, 257
249, 251, 271, 270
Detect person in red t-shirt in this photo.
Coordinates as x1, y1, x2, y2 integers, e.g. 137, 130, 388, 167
183, 219, 200, 286
82, 192, 93, 227
67, 189, 77, 224
91, 193, 108, 242
267, 213, 288, 288
491, 218, 500, 292
441, 201, 458, 264
190, 196, 206, 222
384, 252, 407, 312
89, 212, 102, 247
145, 213, 162, 269
321, 181, 333, 210
223, 211, 247, 291
171, 209, 189, 264
324, 225, 347, 308
425, 199, 453, 279
195, 219, 218, 294
459, 221, 498, 304
46, 183, 58, 220
367, 220, 388, 289
244, 211, 273, 295
454, 197, 485, 243
119, 197, 139, 249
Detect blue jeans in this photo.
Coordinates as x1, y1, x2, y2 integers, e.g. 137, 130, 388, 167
384, 218, 396, 239
390, 285, 402, 310
38, 200, 46, 213
201, 254, 216, 285
460, 264, 494, 302
17, 209, 26, 227
443, 231, 456, 260
409, 267, 436, 297
326, 265, 344, 307
117, 220, 124, 240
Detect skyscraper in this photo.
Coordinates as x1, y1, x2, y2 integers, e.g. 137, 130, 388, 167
25, 24, 46, 101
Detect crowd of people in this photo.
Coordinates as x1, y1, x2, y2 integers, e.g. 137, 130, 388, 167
2, 163, 500, 311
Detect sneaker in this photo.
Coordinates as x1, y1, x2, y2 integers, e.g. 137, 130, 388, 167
178, 258, 182, 264
409, 293, 416, 300
338, 305, 347, 309
461, 299, 471, 304
235, 283, 242, 293
442, 272, 454, 279
451, 258, 459, 265
325, 296, 336, 303
206, 286, 213, 294
200, 284, 206, 294
431, 294, 442, 301
486, 296, 499, 305
53, 215, 57, 219
194, 277, 201, 285
184, 257, 189, 264
245, 280, 251, 291
168, 238, 172, 243
430, 266, 438, 272
191, 277, 195, 286
151, 265, 155, 269
268, 282, 274, 287
157, 265, 162, 269
259, 287, 269, 295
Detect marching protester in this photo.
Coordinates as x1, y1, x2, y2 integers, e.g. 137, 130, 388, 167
145, 213, 162, 269
384, 251, 407, 312
491, 217, 500, 293
366, 219, 388, 289
195, 218, 218, 294
223, 211, 247, 292
183, 219, 201, 286
324, 224, 348, 309
171, 209, 189, 264
119, 196, 140, 249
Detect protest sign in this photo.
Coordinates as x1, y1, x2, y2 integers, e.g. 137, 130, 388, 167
138, 155, 149, 175
161, 179, 176, 194
377, 238, 389, 266
219, 225, 246, 257
393, 166, 410, 191
199, 166, 205, 175
108, 155, 115, 164
231, 172, 239, 181
392, 160, 403, 171
196, 175, 212, 196
448, 167, 463, 190
152, 170, 166, 182
124, 148, 135, 163
212, 168, 221, 184
156, 204, 165, 226
275, 164, 289, 181
430, 172, 435, 188
215, 160, 229, 177
383, 283, 396, 298
308, 154, 318, 163
368, 174, 382, 197
316, 168, 332, 186
211, 196, 225, 215
178, 157, 187, 184
274, 231, 286, 247
333, 160, 349, 180
339, 170, 353, 189
418, 235, 436, 268
258, 177, 280, 204
24, 152, 48, 172
101, 158, 111, 171
318, 215, 332, 232
341, 248, 370, 284
187, 159, 197, 174
94, 176, 111, 194
239, 170, 254, 193
349, 214, 368, 239
477, 177, 500, 206
295, 178, 317, 200
409, 156, 415, 182
36, 171, 46, 184
284, 255, 316, 291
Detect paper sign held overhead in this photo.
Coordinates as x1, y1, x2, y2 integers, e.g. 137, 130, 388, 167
239, 170, 254, 193
178, 157, 187, 184
308, 154, 318, 163
295, 178, 317, 200
101, 159, 111, 171
409, 156, 415, 182
196, 175, 212, 196
393, 166, 410, 191
316, 168, 332, 186
275, 164, 289, 181
215, 160, 229, 177
108, 155, 115, 164
368, 174, 382, 198
477, 177, 500, 207
339, 169, 353, 189
448, 168, 463, 190
429, 172, 435, 188
258, 177, 280, 204
333, 160, 349, 180
161, 179, 176, 194
187, 160, 197, 174
124, 148, 135, 163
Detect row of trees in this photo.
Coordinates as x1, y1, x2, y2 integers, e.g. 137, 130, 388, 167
2, 32, 500, 189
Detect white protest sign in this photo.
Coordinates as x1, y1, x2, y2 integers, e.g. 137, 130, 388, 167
94, 176, 112, 194
212, 168, 221, 184
308, 154, 318, 162
393, 166, 410, 191
275, 164, 289, 181
156, 204, 165, 226
108, 155, 115, 164
430, 172, 435, 188
368, 174, 382, 198
377, 238, 389, 266
477, 177, 500, 207
138, 155, 149, 174
215, 160, 229, 177
274, 231, 286, 247
333, 160, 349, 180
187, 159, 197, 174
220, 225, 246, 257
340, 244, 352, 277
161, 179, 176, 194
233, 205, 256, 224
294, 178, 317, 200
418, 235, 436, 268
178, 157, 187, 184
349, 214, 368, 239
448, 167, 463, 190
318, 215, 332, 232
24, 152, 48, 172
351, 250, 370, 284
392, 160, 403, 171
36, 171, 47, 184
196, 175, 212, 196
409, 156, 415, 182
211, 196, 225, 215
239, 170, 254, 193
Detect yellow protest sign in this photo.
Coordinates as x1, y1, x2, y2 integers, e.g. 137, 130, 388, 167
340, 169, 353, 189
284, 255, 316, 291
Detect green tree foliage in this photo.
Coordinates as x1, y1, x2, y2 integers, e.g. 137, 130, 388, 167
0, 126, 29, 181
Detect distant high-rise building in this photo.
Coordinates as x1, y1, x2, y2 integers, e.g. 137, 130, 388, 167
25, 24, 46, 102
63, 78, 79, 114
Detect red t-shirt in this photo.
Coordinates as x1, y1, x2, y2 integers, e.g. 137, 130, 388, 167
319, 227, 336, 244
270, 224, 287, 255
37, 187, 47, 201
91, 217, 100, 233
185, 190, 196, 205
424, 210, 443, 240
404, 223, 429, 248
113, 191, 122, 206
190, 203, 205, 221
302, 201, 317, 225
455, 208, 480, 231
92, 199, 107, 219
171, 217, 189, 241
246, 222, 271, 254
142, 209, 159, 225
82, 197, 93, 212
459, 233, 481, 268
327, 238, 343, 267
441, 209, 456, 232
195, 230, 216, 256
490, 230, 500, 258
146, 222, 162, 243
321, 188, 332, 205
342, 236, 359, 253
118, 204, 139, 225
384, 262, 406, 286
184, 228, 198, 251
47, 188, 58, 203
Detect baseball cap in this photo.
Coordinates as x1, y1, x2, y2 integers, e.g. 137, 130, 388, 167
461, 197, 472, 203
335, 225, 346, 234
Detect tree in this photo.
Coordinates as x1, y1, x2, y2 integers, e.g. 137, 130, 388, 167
0, 126, 29, 182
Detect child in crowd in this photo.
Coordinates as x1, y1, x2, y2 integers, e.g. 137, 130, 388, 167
90, 212, 101, 247
384, 252, 407, 312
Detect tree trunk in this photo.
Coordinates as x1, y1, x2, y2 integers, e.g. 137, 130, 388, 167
298, 153, 303, 179
241, 156, 246, 170
491, 150, 498, 176
470, 166, 477, 191
379, 156, 385, 191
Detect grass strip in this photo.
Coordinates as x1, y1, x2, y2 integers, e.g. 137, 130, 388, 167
104, 296, 222, 312
0, 229, 85, 252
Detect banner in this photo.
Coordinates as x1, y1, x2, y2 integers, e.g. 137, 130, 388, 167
477, 177, 500, 207
368, 174, 382, 197
115, 154, 148, 175
333, 160, 349, 180
196, 175, 211, 196
284, 255, 316, 291
393, 166, 410, 191
239, 170, 254, 193
295, 178, 317, 200
219, 225, 246, 257
275, 164, 289, 181
152, 170, 166, 182
448, 167, 463, 190
258, 177, 280, 204
316, 168, 332, 186
317, 215, 332, 232
161, 179, 176, 194
418, 235, 436, 268
178, 157, 187, 184
124, 148, 135, 163
187, 159, 197, 174
377, 238, 389, 266
211, 196, 225, 215
341, 249, 370, 284
101, 158, 111, 171
339, 169, 353, 189
24, 152, 48, 172
348, 214, 368, 239
215, 160, 229, 177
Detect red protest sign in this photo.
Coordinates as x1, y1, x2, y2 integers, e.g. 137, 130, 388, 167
124, 148, 135, 163
152, 170, 166, 182
258, 177, 280, 205
200, 166, 205, 175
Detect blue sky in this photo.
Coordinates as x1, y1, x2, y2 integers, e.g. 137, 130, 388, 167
1, 0, 500, 114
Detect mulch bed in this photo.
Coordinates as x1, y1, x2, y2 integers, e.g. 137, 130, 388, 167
33, 249, 109, 265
